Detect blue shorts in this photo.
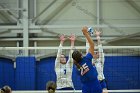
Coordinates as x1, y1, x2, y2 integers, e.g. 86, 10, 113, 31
100, 79, 107, 89
82, 80, 102, 93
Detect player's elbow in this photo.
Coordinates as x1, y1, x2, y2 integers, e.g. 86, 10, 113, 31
90, 44, 94, 49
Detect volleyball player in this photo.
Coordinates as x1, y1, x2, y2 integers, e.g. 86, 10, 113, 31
93, 30, 108, 93
55, 34, 75, 90
0, 89, 4, 93
46, 81, 57, 93
72, 26, 102, 93
0, 86, 12, 93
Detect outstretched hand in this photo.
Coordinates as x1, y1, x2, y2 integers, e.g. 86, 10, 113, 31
69, 34, 76, 47
68, 34, 76, 42
94, 29, 101, 40
82, 26, 88, 35
59, 34, 66, 42
94, 29, 101, 36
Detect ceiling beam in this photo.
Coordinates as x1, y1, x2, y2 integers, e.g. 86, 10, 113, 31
0, 5, 19, 22
0, 30, 11, 34
0, 25, 22, 29
102, 31, 140, 44
0, 24, 140, 29
126, 0, 140, 15
32, 0, 57, 22
0, 12, 10, 23
30, 24, 140, 29
11, 30, 42, 33
0, 37, 140, 41
0, 12, 12, 23
40, 0, 72, 25
102, 0, 140, 45
41, 29, 85, 42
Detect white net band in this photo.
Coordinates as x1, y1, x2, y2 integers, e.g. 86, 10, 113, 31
12, 90, 140, 93
0, 46, 140, 50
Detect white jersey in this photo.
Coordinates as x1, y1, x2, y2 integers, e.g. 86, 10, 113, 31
55, 60, 73, 89
94, 58, 105, 80
55, 45, 74, 89
93, 44, 105, 81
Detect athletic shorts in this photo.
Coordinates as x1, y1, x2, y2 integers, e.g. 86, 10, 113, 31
100, 79, 107, 89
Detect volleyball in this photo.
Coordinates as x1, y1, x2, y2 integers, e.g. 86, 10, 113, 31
88, 27, 94, 36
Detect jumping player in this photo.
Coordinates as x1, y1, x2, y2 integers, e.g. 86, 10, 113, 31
72, 26, 102, 93
93, 30, 108, 93
55, 34, 75, 90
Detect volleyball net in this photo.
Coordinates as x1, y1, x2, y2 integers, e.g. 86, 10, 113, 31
12, 89, 140, 93
0, 46, 140, 57
0, 46, 140, 92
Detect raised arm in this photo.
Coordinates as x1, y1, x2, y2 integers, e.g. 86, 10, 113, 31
67, 34, 76, 66
95, 29, 105, 64
95, 29, 101, 45
55, 35, 66, 67
82, 26, 95, 57
98, 44, 105, 64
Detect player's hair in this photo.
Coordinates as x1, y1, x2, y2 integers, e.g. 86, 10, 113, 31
46, 81, 56, 93
72, 50, 82, 63
2, 85, 11, 93
60, 54, 66, 57
48, 89, 54, 93
72, 50, 82, 69
0, 89, 4, 93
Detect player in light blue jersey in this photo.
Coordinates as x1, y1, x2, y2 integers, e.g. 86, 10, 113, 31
72, 26, 102, 93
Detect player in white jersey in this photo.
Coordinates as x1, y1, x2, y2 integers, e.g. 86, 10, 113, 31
55, 34, 75, 90
93, 29, 108, 93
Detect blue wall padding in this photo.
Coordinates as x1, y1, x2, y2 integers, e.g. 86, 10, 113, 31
104, 56, 140, 89
36, 56, 140, 90
1, 56, 140, 90
0, 58, 14, 89
36, 57, 56, 90
15, 56, 36, 90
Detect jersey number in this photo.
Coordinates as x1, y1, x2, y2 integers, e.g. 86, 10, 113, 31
64, 69, 66, 75
80, 63, 89, 76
